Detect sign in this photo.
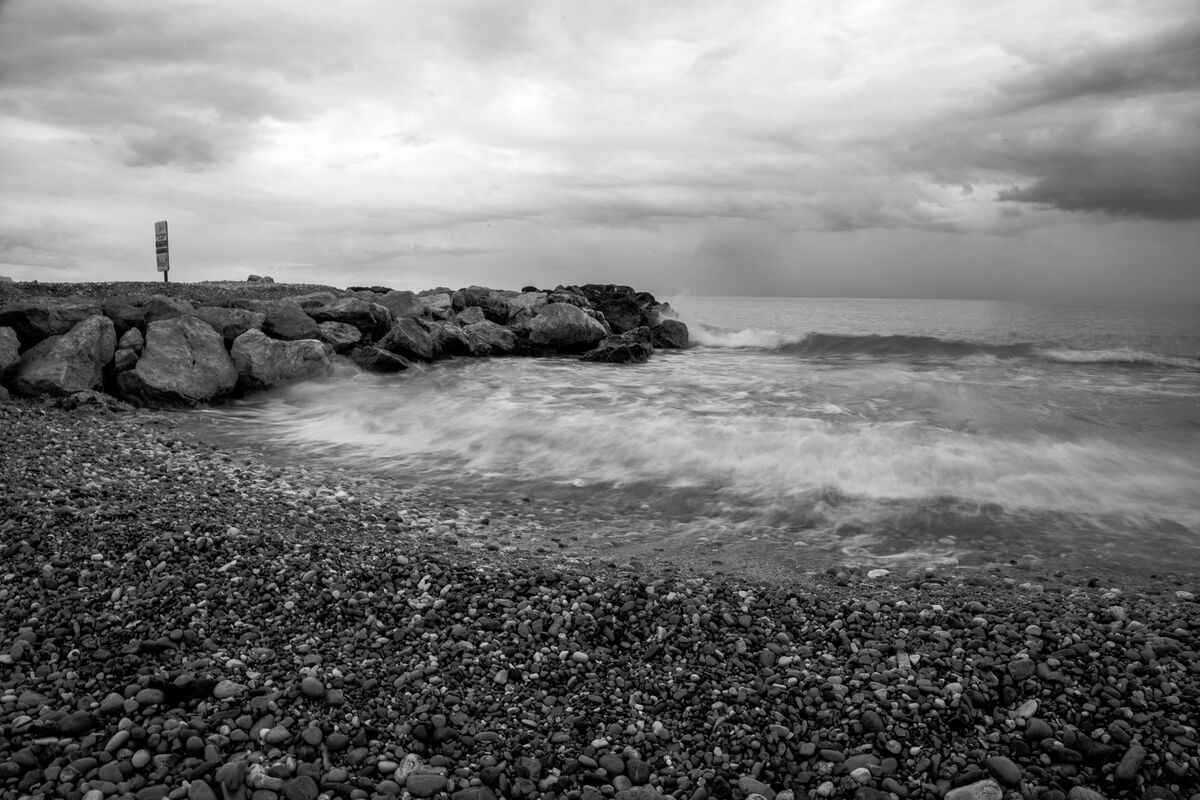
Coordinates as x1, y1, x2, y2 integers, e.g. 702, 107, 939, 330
154, 220, 169, 272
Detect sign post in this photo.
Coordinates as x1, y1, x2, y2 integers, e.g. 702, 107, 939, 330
154, 221, 169, 283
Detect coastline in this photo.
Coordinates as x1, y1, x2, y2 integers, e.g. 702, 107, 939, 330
3, 398, 1198, 800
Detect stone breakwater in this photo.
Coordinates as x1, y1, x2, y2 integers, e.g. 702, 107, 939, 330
0, 281, 689, 408
2, 401, 1199, 800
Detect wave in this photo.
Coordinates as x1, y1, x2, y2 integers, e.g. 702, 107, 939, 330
1035, 347, 1200, 369
692, 326, 1199, 369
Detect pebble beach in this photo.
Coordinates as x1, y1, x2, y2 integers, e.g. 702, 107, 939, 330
2, 398, 1198, 800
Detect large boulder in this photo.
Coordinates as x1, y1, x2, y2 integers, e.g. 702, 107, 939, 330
580, 326, 653, 364
426, 321, 472, 359
378, 318, 434, 362
351, 346, 410, 373
464, 321, 517, 356
529, 303, 607, 351
13, 315, 116, 396
191, 306, 266, 348
374, 290, 424, 319
116, 315, 238, 407
306, 297, 391, 337
651, 319, 689, 349
0, 300, 102, 349
230, 329, 333, 392
318, 321, 363, 354
143, 294, 195, 324
261, 302, 322, 341
0, 326, 19, 380
579, 284, 654, 334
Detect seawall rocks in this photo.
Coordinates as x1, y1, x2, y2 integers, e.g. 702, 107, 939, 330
116, 315, 238, 407
0, 281, 689, 408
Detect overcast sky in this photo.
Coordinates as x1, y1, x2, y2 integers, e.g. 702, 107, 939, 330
1, 1, 1198, 301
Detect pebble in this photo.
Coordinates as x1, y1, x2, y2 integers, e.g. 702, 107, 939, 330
283, 775, 318, 800
1066, 788, 1108, 800
1114, 744, 1147, 782
407, 773, 448, 797
738, 777, 774, 798
983, 756, 1021, 787
945, 779, 1003, 800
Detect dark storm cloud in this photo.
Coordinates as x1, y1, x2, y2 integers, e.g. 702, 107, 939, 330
890, 18, 1200, 223
999, 23, 1200, 111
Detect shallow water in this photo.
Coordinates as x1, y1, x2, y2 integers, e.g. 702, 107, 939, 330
204, 297, 1200, 580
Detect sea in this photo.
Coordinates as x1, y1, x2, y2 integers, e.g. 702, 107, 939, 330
206, 297, 1200, 582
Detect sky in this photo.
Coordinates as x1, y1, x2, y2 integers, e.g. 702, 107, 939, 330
1, 1, 1198, 301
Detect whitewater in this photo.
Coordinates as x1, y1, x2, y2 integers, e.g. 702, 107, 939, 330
206, 296, 1200, 580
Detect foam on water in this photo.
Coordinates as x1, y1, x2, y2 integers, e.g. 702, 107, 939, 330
209, 296, 1200, 576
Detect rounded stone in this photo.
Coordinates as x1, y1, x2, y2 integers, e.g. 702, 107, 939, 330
984, 756, 1021, 787
283, 775, 318, 800
299, 676, 324, 698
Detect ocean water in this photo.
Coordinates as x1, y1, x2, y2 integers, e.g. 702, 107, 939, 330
206, 297, 1200, 581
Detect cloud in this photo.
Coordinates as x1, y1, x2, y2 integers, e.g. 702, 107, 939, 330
998, 22, 1200, 111
883, 16, 1200, 224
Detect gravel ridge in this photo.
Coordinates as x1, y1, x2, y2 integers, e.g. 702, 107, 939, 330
1, 399, 1198, 800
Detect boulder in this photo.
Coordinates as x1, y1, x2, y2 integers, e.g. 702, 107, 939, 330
581, 326, 653, 364
113, 348, 138, 373
378, 318, 434, 362
13, 315, 116, 396
456, 306, 487, 326
230, 329, 333, 392
529, 303, 607, 351
351, 346, 411, 373
0, 326, 19, 380
464, 321, 517, 356
247, 274, 274, 283
117, 315, 238, 407
117, 327, 144, 352
577, 284, 652, 333
143, 294, 195, 324
101, 295, 146, 336
419, 292, 454, 320
426, 321, 472, 359
508, 291, 548, 318
306, 296, 391, 337
547, 287, 589, 307
374, 290, 424, 319
191, 306, 266, 348
0, 300, 102, 349
262, 302, 322, 341
318, 321, 363, 354
651, 319, 689, 349
452, 286, 512, 323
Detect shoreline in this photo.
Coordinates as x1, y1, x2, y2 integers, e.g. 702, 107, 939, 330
3, 397, 1198, 800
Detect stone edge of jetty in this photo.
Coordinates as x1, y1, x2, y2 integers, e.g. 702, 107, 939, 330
0, 280, 692, 409
2, 396, 1199, 800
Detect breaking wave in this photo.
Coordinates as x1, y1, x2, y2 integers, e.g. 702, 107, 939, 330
692, 326, 1199, 369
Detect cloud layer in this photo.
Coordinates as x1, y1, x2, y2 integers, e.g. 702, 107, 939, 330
1, 0, 1197, 300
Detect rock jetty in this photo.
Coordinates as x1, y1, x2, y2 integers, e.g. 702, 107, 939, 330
0, 281, 688, 408
1, 401, 1198, 800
